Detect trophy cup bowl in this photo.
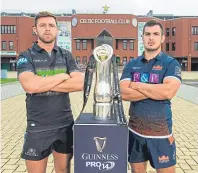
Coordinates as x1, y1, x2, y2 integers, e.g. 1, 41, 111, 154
93, 44, 113, 120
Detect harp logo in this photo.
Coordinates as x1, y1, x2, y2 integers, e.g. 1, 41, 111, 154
94, 137, 107, 152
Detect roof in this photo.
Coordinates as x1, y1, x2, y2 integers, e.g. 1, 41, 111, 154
1, 12, 197, 20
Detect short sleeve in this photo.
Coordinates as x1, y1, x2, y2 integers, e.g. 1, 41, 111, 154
66, 51, 80, 73
17, 53, 35, 77
164, 59, 182, 82
120, 62, 133, 82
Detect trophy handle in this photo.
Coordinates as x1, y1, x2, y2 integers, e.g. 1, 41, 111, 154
80, 55, 96, 114
112, 55, 127, 125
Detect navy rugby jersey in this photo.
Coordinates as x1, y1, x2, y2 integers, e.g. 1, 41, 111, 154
120, 52, 182, 138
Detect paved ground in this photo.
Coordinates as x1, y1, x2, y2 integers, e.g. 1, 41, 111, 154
181, 72, 198, 80
1, 71, 198, 172
182, 81, 198, 87
1, 83, 25, 100
177, 84, 198, 105
1, 87, 198, 173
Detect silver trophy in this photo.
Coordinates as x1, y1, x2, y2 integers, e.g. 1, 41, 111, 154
75, 42, 127, 173
93, 44, 113, 120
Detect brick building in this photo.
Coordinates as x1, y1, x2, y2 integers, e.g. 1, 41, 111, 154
1, 12, 198, 71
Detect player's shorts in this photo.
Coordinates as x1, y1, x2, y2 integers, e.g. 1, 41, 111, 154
21, 123, 73, 161
128, 130, 176, 169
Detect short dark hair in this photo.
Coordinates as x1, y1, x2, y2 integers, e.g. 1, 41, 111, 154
35, 11, 57, 26
143, 20, 164, 35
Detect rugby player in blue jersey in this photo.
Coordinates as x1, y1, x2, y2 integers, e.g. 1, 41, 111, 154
120, 20, 181, 173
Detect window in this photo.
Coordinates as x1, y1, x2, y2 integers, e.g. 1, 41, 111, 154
166, 43, 169, 51
166, 28, 170, 36
9, 41, 14, 50
194, 42, 198, 51
116, 57, 120, 64
7, 26, 11, 34
123, 57, 127, 61
192, 26, 198, 35
4, 26, 7, 34
123, 57, 127, 65
91, 40, 94, 49
82, 40, 87, 50
123, 40, 127, 50
13, 26, 16, 33
129, 40, 134, 50
76, 40, 80, 50
76, 56, 81, 64
130, 57, 134, 61
82, 56, 87, 64
172, 43, 176, 51
32, 26, 36, 35
10, 26, 14, 33
172, 27, 176, 36
1, 26, 5, 34
2, 41, 6, 50
0, 25, 16, 34
116, 40, 118, 50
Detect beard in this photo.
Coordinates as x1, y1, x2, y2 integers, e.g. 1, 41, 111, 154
38, 34, 56, 44
145, 44, 161, 52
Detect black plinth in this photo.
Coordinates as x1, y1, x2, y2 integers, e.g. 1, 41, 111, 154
74, 113, 128, 173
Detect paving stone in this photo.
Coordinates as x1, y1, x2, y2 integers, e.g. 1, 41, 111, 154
1, 81, 198, 173
14, 165, 26, 172
179, 163, 192, 170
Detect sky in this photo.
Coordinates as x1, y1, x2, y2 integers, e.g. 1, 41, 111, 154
1, 0, 198, 16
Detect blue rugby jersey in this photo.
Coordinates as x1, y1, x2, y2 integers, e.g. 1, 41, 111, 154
120, 52, 182, 138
